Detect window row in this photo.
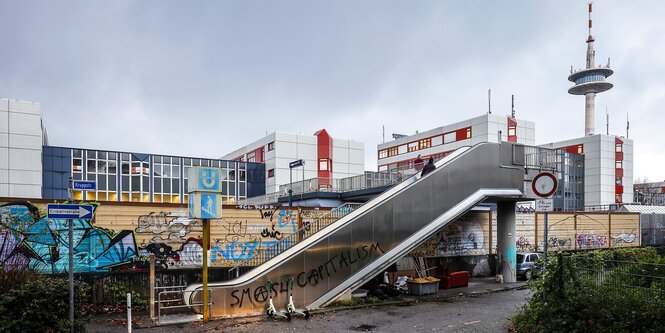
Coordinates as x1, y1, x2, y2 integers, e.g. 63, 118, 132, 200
378, 127, 472, 159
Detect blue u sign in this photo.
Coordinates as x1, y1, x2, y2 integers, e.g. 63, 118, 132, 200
188, 167, 222, 193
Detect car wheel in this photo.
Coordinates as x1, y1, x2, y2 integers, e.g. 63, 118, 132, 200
525, 270, 533, 280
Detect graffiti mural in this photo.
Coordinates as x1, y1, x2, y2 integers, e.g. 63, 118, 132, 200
0, 201, 314, 272
135, 211, 197, 244
0, 202, 137, 273
410, 213, 490, 258
436, 220, 486, 256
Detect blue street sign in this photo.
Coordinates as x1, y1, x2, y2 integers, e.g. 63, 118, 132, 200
289, 159, 304, 168
46, 204, 94, 220
73, 180, 97, 191
188, 167, 222, 193
188, 193, 222, 219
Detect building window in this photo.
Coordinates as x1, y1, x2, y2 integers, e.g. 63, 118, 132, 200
465, 127, 472, 139
615, 160, 622, 169
268, 142, 275, 151
407, 142, 418, 152
261, 147, 265, 161
388, 147, 398, 157
319, 158, 332, 171
268, 169, 274, 178
419, 138, 431, 149
615, 143, 622, 152
508, 125, 516, 136
443, 131, 456, 143
378, 149, 387, 159
247, 152, 255, 163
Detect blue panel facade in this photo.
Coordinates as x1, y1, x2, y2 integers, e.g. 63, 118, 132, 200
42, 146, 72, 200
246, 162, 266, 198
41, 145, 266, 203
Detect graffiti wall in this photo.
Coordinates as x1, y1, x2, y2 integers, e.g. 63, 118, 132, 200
410, 211, 491, 257
0, 200, 329, 273
534, 212, 640, 252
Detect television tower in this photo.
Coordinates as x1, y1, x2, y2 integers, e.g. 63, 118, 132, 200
568, 2, 613, 136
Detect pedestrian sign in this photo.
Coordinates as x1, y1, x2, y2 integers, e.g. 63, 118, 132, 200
189, 193, 223, 219
188, 167, 222, 193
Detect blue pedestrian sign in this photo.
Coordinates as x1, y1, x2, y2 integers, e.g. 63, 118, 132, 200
47, 204, 94, 220
189, 193, 222, 219
73, 180, 97, 191
289, 159, 304, 168
188, 167, 222, 193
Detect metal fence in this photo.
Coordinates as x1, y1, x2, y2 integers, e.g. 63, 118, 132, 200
557, 255, 665, 307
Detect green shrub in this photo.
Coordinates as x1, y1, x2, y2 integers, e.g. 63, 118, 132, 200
511, 248, 665, 333
0, 269, 40, 295
0, 275, 90, 333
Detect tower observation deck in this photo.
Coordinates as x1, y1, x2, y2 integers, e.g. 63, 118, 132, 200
568, 2, 613, 136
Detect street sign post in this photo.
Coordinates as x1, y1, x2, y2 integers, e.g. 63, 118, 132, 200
289, 159, 304, 168
532, 171, 558, 289
72, 180, 96, 191
47, 204, 94, 220
187, 166, 224, 323
47, 203, 94, 333
288, 159, 305, 206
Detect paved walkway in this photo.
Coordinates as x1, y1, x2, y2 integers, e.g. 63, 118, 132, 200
85, 277, 527, 333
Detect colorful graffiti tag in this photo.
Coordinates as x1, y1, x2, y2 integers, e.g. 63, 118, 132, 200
0, 202, 137, 273
0, 201, 307, 273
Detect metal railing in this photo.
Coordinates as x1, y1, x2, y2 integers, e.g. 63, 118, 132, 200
227, 202, 364, 279
237, 169, 412, 206
523, 146, 559, 171
155, 285, 212, 324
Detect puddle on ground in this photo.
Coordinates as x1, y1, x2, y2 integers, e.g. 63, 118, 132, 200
351, 324, 378, 331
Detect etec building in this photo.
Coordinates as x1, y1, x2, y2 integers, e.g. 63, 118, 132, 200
2, 98, 265, 203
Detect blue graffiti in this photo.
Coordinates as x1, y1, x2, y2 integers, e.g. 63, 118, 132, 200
0, 202, 137, 273
277, 209, 296, 233
211, 238, 261, 262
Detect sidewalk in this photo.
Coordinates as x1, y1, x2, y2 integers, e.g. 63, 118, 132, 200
85, 277, 527, 333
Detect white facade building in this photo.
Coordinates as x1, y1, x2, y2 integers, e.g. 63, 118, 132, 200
1, 98, 47, 198
222, 129, 364, 194
377, 114, 535, 171
540, 134, 633, 207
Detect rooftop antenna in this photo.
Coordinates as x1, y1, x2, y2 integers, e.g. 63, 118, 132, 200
511, 94, 515, 118
382, 125, 385, 143
488, 89, 492, 114
626, 113, 630, 139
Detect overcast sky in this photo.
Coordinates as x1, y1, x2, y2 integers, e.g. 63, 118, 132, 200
1, 1, 664, 181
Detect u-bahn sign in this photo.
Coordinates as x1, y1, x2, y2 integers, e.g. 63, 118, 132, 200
188, 167, 222, 193
188, 167, 223, 219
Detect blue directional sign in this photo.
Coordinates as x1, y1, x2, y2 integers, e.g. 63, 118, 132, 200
188, 193, 222, 219
289, 159, 304, 168
188, 167, 222, 193
73, 180, 97, 191
46, 204, 94, 220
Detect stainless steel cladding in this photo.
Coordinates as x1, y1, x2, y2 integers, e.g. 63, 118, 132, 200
184, 142, 526, 318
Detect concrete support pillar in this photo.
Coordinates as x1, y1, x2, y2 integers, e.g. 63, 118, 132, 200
585, 92, 595, 136
496, 201, 517, 283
